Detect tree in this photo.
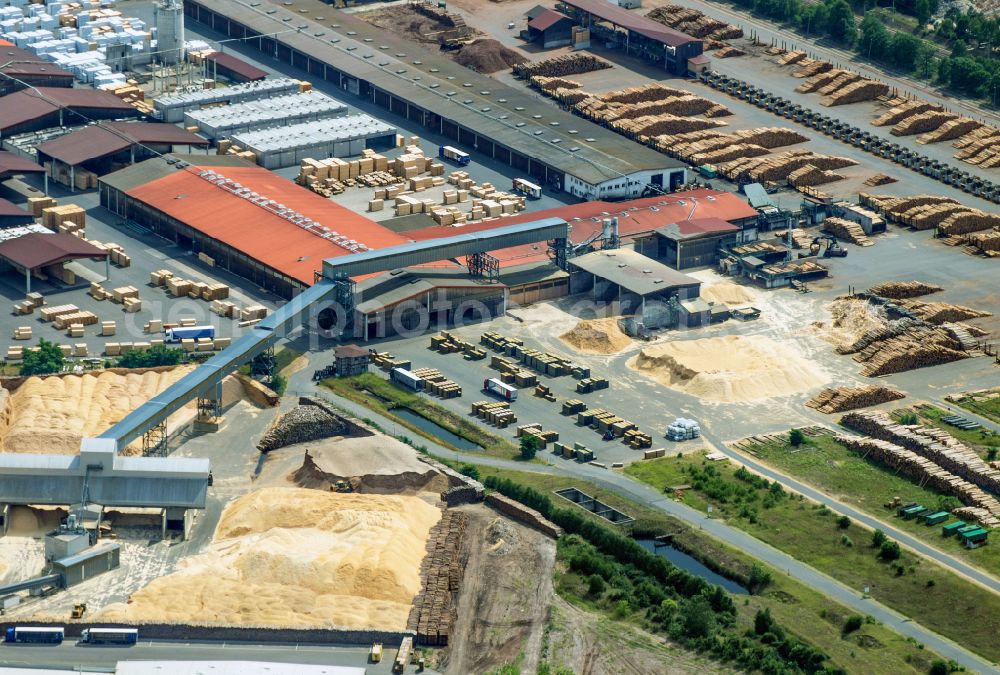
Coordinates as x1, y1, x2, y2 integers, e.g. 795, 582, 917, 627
754, 608, 775, 635
789, 428, 805, 447
860, 13, 892, 60
837, 515, 851, 530
520, 434, 540, 461
825, 0, 858, 45
20, 338, 64, 376
587, 573, 606, 596
117, 344, 184, 369
748, 563, 773, 594
872, 528, 887, 548
682, 595, 715, 638
843, 615, 863, 634
916, 0, 932, 26
879, 539, 902, 561
459, 464, 481, 481
890, 32, 923, 71
929, 660, 950, 675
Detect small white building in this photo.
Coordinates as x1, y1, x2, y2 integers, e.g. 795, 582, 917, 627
565, 167, 688, 200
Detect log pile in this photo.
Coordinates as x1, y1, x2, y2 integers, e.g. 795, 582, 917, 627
792, 59, 832, 78
916, 117, 981, 144
859, 193, 959, 224
821, 217, 873, 245
873, 100, 941, 126
868, 280, 943, 299
529, 75, 582, 91
407, 510, 468, 646
805, 385, 905, 413
796, 69, 857, 94
835, 434, 1000, 527
714, 46, 746, 57
822, 79, 889, 106
787, 164, 845, 187
953, 126, 1000, 167
898, 299, 992, 324
841, 410, 1000, 501
777, 50, 807, 65
610, 113, 726, 138
891, 110, 958, 136
645, 5, 743, 41
846, 323, 968, 376
573, 85, 732, 123
719, 150, 857, 182
904, 203, 973, 230
600, 83, 691, 103
938, 209, 1000, 236
863, 173, 896, 186
513, 53, 611, 78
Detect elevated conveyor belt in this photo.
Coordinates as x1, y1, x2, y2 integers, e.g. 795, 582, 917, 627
0, 574, 62, 595
93, 280, 338, 452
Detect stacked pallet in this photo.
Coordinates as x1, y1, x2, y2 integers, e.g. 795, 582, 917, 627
842, 410, 1000, 499
891, 110, 958, 136
835, 434, 1000, 526
822, 79, 889, 106
512, 53, 611, 79
787, 164, 845, 187
873, 100, 941, 126
407, 510, 467, 647
646, 5, 743, 40
53, 311, 97, 329
471, 400, 516, 427
805, 385, 905, 413
821, 217, 873, 245
868, 280, 943, 299
917, 117, 981, 144
938, 210, 1000, 236
898, 299, 992, 324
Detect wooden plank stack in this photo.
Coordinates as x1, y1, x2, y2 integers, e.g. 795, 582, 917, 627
805, 385, 905, 413
471, 400, 516, 427
40, 303, 79, 322
787, 164, 845, 187
53, 311, 97, 329
41, 204, 85, 232
938, 210, 1000, 236
407, 510, 467, 647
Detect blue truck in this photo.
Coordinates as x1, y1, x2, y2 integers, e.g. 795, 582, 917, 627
165, 325, 216, 343
79, 627, 139, 645
439, 145, 470, 166
5, 626, 64, 643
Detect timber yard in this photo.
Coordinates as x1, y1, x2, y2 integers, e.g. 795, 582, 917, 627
0, 0, 998, 673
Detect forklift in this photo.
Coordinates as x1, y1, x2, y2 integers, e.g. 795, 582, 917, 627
809, 235, 848, 258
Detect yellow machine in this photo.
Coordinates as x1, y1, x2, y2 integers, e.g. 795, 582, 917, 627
370, 642, 383, 663
71, 603, 87, 619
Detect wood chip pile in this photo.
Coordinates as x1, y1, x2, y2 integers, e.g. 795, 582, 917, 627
822, 79, 889, 106
898, 299, 992, 324
891, 110, 958, 136
718, 150, 857, 182
513, 53, 611, 78
868, 280, 943, 299
787, 164, 845, 187
407, 510, 467, 647
806, 385, 905, 413
917, 117, 982, 144
820, 217, 873, 245
645, 5, 743, 40
835, 434, 1000, 527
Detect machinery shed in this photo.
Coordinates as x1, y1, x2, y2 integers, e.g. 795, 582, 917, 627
53, 542, 121, 588
526, 9, 576, 48
0, 232, 109, 293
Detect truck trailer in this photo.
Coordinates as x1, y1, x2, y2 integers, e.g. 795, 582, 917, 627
79, 628, 139, 645
165, 325, 216, 343
439, 145, 471, 166
512, 177, 542, 199
484, 377, 518, 401
5, 626, 64, 643
391, 367, 425, 392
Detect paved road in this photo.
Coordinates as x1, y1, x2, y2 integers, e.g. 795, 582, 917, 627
0, 639, 427, 673
687, 0, 1000, 126
287, 368, 998, 673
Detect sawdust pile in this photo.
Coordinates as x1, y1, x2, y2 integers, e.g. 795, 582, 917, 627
99, 488, 440, 630
627, 335, 828, 402
559, 317, 632, 354
0, 367, 198, 455
699, 282, 755, 306
817, 298, 889, 350
455, 39, 527, 74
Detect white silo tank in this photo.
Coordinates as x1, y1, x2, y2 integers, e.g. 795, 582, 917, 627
155, 0, 185, 66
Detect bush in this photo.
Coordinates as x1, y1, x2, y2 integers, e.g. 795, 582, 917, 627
20, 338, 64, 376
843, 615, 863, 634
747, 563, 773, 595
879, 539, 902, 562
836, 515, 851, 530
987, 447, 998, 462
117, 344, 184, 369
587, 574, 606, 596
754, 608, 774, 636
897, 412, 919, 425
789, 428, 805, 447
841, 535, 853, 547
520, 434, 539, 461
929, 660, 949, 675
459, 464, 481, 481
270, 373, 288, 396
872, 529, 887, 548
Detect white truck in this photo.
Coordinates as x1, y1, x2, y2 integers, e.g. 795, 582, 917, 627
391, 367, 425, 392
165, 325, 215, 343
483, 377, 517, 401
512, 177, 542, 199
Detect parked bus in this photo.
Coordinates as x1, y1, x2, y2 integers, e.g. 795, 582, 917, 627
79, 628, 139, 645
4, 626, 64, 644
512, 177, 542, 199
483, 377, 517, 401
438, 145, 471, 166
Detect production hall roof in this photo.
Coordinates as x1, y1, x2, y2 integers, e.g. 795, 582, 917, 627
0, 45, 73, 79
0, 87, 136, 133
570, 248, 700, 296
529, 9, 573, 31
124, 163, 409, 285
36, 122, 209, 166
0, 232, 109, 270
558, 0, 701, 46
655, 217, 741, 241
0, 150, 45, 178
204, 50, 269, 81
188, 0, 682, 187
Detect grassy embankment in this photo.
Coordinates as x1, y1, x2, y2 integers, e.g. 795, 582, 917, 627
948, 390, 1000, 426
902, 405, 1000, 458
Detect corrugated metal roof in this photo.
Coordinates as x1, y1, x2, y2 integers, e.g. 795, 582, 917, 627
0, 150, 45, 177
0, 87, 136, 133
0, 198, 30, 218
529, 9, 572, 31
100, 153, 251, 193
0, 45, 72, 79
559, 0, 700, 46
204, 50, 268, 81
126, 165, 410, 285
742, 182, 774, 209
36, 122, 208, 166
569, 248, 700, 296
0, 233, 109, 270
54, 541, 120, 568
655, 217, 740, 241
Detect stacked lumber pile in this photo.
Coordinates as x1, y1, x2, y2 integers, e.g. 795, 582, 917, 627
891, 110, 958, 136
777, 50, 807, 65
968, 228, 1000, 256
898, 299, 992, 324
774, 228, 816, 249
917, 117, 981, 144
835, 434, 1000, 526
822, 79, 889, 106
719, 150, 857, 182
646, 5, 743, 40
574, 85, 731, 122
859, 193, 958, 224
806, 385, 905, 413
821, 217, 873, 245
693, 144, 770, 164
904, 203, 971, 230
529, 75, 582, 92
872, 100, 941, 126
792, 59, 832, 78
407, 510, 467, 647
796, 69, 858, 94
787, 164, 845, 187
513, 53, 611, 78
601, 83, 691, 103
849, 324, 968, 376
658, 127, 808, 163
868, 280, 943, 299
938, 210, 1000, 236
842, 410, 1000, 501
864, 173, 896, 186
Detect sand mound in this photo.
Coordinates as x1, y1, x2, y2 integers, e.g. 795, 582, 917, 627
455, 39, 527, 74
699, 282, 755, 306
98, 488, 440, 630
817, 298, 888, 350
559, 317, 632, 354
0, 367, 196, 455
627, 335, 829, 402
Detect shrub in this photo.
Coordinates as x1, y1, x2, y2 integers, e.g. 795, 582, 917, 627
117, 343, 183, 368
836, 515, 851, 530
789, 428, 805, 447
587, 574, 606, 596
929, 660, 949, 675
459, 464, 481, 481
843, 615, 863, 634
871, 529, 887, 548
747, 563, 773, 595
520, 435, 540, 460
270, 373, 288, 396
897, 411, 919, 425
841, 535, 853, 547
879, 539, 902, 562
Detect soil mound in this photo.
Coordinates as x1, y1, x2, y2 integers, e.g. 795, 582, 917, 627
559, 317, 632, 354
628, 335, 828, 402
98, 488, 440, 630
455, 39, 527, 74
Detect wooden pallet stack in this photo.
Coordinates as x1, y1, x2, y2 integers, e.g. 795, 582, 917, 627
968, 228, 1000, 257
407, 510, 467, 647
805, 385, 905, 413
